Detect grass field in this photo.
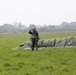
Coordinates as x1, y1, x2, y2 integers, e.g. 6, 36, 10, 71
0, 31, 76, 75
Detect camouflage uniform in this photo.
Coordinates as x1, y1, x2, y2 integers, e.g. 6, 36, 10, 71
29, 28, 39, 51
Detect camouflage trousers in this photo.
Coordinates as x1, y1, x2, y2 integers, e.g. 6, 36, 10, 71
31, 38, 38, 51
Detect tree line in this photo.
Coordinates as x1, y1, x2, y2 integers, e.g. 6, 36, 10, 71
0, 21, 76, 33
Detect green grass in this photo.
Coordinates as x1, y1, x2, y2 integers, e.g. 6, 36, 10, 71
0, 31, 76, 75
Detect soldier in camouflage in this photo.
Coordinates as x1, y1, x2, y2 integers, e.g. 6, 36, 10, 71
29, 28, 39, 51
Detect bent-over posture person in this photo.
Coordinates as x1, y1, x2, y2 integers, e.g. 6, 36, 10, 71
29, 28, 39, 51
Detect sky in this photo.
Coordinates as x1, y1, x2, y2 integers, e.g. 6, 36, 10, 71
0, 0, 76, 26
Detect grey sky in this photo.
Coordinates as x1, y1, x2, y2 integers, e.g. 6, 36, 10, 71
0, 0, 76, 26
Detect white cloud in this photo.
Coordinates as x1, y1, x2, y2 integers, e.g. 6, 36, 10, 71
0, 0, 76, 26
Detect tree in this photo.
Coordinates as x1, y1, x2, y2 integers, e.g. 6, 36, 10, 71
29, 24, 36, 29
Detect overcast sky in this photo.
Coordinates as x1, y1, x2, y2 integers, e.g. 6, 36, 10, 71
0, 0, 76, 26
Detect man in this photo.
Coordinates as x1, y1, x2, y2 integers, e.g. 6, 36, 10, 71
29, 28, 39, 51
